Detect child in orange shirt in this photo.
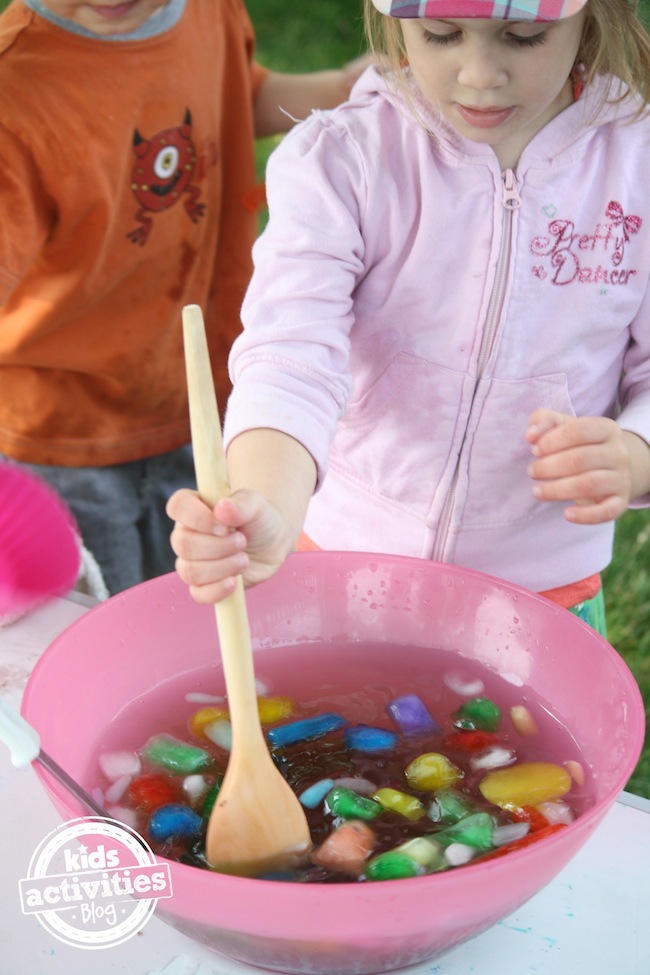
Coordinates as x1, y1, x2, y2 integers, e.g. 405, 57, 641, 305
0, 0, 365, 593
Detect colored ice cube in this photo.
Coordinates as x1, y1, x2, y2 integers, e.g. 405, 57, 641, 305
405, 752, 463, 792
325, 786, 383, 821
299, 778, 336, 809
510, 705, 538, 737
344, 725, 398, 752
267, 713, 347, 748
479, 762, 572, 808
257, 696, 295, 724
142, 734, 212, 774
428, 788, 473, 824
201, 778, 222, 819
188, 706, 229, 740
435, 811, 495, 850
453, 697, 501, 732
395, 836, 445, 869
127, 773, 181, 812
310, 820, 375, 875
371, 787, 426, 821
364, 850, 423, 880
442, 730, 499, 753
387, 693, 440, 735
148, 803, 203, 843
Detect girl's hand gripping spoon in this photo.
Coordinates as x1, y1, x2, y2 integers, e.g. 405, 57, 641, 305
182, 304, 312, 875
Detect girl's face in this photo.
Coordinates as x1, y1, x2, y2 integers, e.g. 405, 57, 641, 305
38, 0, 169, 35
400, 13, 586, 169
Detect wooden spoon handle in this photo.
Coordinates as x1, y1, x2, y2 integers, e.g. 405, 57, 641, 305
182, 304, 261, 744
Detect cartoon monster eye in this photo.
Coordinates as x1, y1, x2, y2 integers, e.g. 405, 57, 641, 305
153, 145, 180, 180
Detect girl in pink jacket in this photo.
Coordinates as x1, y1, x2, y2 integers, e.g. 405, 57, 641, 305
169, 0, 650, 635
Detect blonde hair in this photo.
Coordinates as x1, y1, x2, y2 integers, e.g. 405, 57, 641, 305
363, 0, 650, 112
579, 0, 650, 107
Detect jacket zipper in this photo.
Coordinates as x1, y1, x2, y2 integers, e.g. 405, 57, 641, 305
430, 169, 522, 563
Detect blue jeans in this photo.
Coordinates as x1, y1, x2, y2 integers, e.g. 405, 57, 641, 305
13, 445, 196, 595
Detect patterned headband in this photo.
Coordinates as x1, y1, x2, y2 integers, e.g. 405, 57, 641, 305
370, 1, 588, 21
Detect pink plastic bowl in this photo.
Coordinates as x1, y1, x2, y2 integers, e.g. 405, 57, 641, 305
22, 552, 645, 974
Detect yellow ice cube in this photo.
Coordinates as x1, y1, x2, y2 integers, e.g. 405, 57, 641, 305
479, 762, 572, 808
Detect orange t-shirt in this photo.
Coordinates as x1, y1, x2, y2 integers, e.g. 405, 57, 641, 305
0, 0, 267, 465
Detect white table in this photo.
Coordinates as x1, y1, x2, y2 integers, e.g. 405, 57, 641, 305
1, 594, 649, 975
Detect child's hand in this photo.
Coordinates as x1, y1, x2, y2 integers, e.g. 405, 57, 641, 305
166, 488, 294, 604
525, 409, 644, 525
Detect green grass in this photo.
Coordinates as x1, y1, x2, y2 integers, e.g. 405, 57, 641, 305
602, 511, 650, 796
1, 0, 648, 797
247, 0, 365, 71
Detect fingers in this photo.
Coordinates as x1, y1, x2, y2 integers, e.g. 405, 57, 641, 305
525, 408, 564, 447
526, 411, 611, 457
167, 489, 251, 602
526, 413, 632, 525
166, 488, 221, 534
532, 472, 628, 524
528, 440, 626, 484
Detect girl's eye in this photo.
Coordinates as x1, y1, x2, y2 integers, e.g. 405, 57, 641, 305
421, 29, 548, 49
422, 30, 460, 46
508, 32, 547, 48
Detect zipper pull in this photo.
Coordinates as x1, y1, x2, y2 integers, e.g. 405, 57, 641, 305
502, 169, 522, 210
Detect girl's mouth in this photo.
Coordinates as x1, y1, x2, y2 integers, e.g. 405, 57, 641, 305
456, 105, 515, 129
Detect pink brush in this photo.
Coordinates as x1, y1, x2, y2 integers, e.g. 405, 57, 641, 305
0, 462, 81, 623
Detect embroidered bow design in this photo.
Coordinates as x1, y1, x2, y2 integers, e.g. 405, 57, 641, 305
606, 201, 643, 266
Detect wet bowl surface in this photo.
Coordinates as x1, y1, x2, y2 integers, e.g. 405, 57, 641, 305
22, 552, 645, 974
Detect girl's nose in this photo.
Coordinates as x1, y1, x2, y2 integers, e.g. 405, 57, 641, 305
457, 45, 508, 90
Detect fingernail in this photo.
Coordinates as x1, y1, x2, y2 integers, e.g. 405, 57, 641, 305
212, 524, 228, 537
532, 485, 543, 499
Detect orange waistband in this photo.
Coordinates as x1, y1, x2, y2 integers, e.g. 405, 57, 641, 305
539, 573, 602, 609
296, 534, 601, 611
296, 532, 322, 553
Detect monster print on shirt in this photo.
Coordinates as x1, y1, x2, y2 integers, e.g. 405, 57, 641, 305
529, 201, 643, 287
127, 109, 205, 246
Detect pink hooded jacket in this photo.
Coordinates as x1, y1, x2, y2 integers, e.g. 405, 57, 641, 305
224, 68, 650, 593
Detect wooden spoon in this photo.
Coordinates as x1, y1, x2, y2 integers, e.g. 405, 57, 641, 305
182, 304, 312, 875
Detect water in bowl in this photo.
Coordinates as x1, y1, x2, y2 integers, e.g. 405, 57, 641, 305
91, 640, 592, 880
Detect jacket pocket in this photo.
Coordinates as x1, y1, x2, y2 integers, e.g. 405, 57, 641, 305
455, 373, 575, 530
330, 353, 467, 509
